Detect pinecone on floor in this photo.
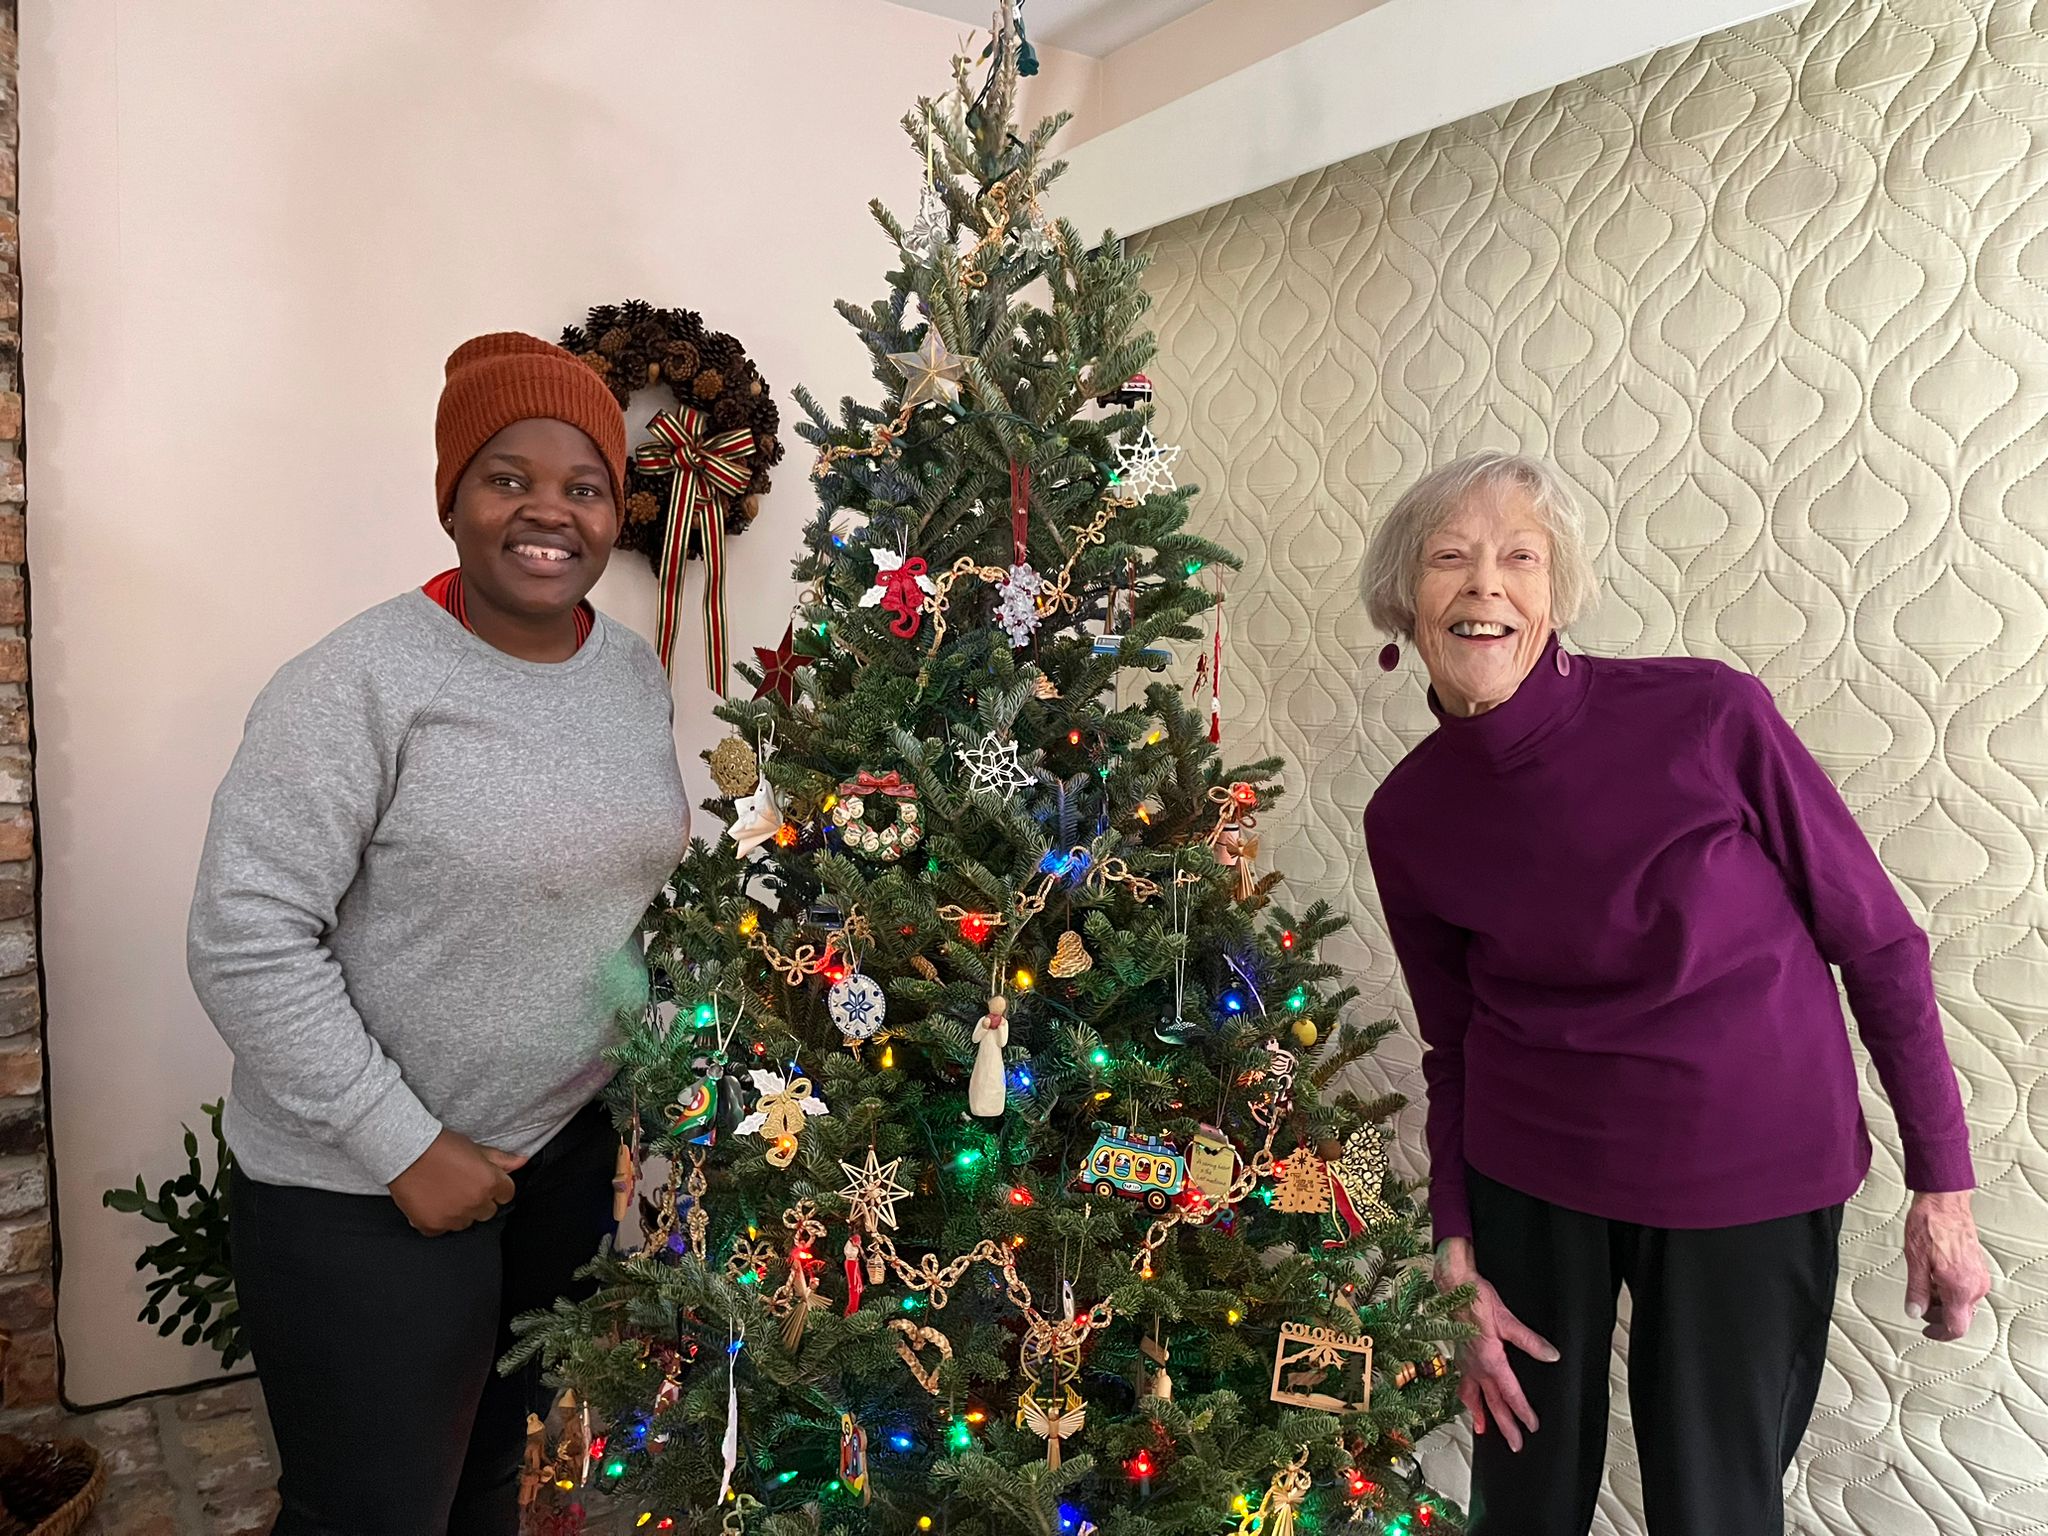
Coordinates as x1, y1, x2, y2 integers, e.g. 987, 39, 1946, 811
0, 1433, 84, 1524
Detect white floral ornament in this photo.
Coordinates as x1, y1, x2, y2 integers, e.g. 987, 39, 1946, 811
1113, 428, 1182, 500
958, 732, 1037, 798
996, 562, 1045, 647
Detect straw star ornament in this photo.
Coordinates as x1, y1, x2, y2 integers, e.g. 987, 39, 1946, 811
889, 332, 974, 408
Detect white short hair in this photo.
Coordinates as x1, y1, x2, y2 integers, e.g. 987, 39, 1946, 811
1361, 451, 1598, 640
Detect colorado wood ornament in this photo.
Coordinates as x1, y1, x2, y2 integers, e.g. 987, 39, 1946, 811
1269, 1322, 1375, 1414
734, 1070, 830, 1167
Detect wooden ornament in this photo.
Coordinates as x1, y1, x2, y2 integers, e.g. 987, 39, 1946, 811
1048, 929, 1093, 978
1269, 1322, 1375, 1413
1273, 1150, 1331, 1214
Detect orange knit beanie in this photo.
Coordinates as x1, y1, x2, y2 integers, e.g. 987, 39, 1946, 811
434, 332, 628, 517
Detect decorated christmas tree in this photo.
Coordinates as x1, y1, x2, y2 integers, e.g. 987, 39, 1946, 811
513, 16, 1467, 1535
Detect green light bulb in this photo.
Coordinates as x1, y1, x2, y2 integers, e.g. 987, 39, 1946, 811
693, 1002, 716, 1028
1088, 1047, 1110, 1069
605, 1460, 626, 1479
777, 1469, 800, 1484
955, 1147, 983, 1169
1286, 987, 1308, 1012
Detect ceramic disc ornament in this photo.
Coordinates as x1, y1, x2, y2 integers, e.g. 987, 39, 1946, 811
828, 972, 887, 1042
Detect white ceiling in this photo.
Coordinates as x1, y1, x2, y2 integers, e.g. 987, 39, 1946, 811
884, 0, 1217, 58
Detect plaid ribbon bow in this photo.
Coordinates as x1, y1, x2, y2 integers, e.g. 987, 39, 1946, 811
632, 406, 758, 690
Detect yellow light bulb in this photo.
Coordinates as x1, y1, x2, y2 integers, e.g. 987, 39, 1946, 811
1093, 1090, 1112, 1102
920, 1521, 934, 1532
824, 793, 839, 810
1015, 968, 1034, 990
638, 1517, 653, 1529
1011, 1233, 1026, 1247
748, 1225, 758, 1239
1227, 1308, 1242, 1325
738, 911, 759, 936
1233, 1495, 1250, 1514
881, 1044, 895, 1069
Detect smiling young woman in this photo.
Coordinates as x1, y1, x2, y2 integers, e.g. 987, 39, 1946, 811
187, 333, 690, 1534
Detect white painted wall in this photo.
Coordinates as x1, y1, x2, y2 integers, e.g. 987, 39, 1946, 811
19, 0, 1053, 1406
1051, 0, 1811, 236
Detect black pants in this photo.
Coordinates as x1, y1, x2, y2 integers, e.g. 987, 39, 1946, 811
1466, 1169, 1843, 1536
230, 1101, 617, 1536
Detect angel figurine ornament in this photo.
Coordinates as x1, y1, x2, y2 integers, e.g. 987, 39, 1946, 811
969, 995, 1010, 1117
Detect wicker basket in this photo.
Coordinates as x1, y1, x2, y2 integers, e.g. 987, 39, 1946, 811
0, 1437, 105, 1536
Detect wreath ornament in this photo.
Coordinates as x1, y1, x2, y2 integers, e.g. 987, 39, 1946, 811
561, 302, 786, 691
830, 771, 926, 863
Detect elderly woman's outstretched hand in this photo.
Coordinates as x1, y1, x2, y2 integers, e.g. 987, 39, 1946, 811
1904, 1190, 1992, 1342
1435, 1237, 1561, 1452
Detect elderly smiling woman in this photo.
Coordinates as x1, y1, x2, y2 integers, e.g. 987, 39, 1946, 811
1359, 451, 1990, 1536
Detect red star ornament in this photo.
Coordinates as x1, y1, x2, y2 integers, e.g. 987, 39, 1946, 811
752, 623, 812, 706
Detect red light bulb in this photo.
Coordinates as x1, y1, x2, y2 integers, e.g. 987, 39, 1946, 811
1281, 929, 1296, 950
1128, 1451, 1154, 1478
1008, 1186, 1033, 1206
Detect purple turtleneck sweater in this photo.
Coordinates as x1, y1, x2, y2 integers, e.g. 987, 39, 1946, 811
1364, 638, 1974, 1243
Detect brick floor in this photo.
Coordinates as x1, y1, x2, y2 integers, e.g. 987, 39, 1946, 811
0, 1377, 279, 1536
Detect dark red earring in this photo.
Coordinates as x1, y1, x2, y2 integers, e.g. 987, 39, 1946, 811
1378, 643, 1401, 672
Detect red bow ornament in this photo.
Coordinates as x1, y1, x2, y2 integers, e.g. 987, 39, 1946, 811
860, 550, 937, 638
631, 406, 758, 691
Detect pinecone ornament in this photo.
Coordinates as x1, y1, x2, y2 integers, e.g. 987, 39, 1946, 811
1048, 929, 1092, 978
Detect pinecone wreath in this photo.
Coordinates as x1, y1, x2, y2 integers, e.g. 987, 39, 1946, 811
559, 301, 785, 562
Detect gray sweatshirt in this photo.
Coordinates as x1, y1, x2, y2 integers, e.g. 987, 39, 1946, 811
189, 591, 689, 1194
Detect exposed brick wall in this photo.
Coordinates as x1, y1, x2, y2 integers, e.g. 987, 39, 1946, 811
0, 0, 56, 1410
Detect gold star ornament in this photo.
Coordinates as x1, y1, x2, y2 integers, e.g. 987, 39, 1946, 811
888, 331, 974, 409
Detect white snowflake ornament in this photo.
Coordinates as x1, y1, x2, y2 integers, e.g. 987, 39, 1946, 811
958, 731, 1037, 798
1113, 428, 1182, 500
996, 562, 1044, 647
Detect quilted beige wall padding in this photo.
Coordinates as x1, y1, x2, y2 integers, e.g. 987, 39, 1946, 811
1133, 1, 2048, 1531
